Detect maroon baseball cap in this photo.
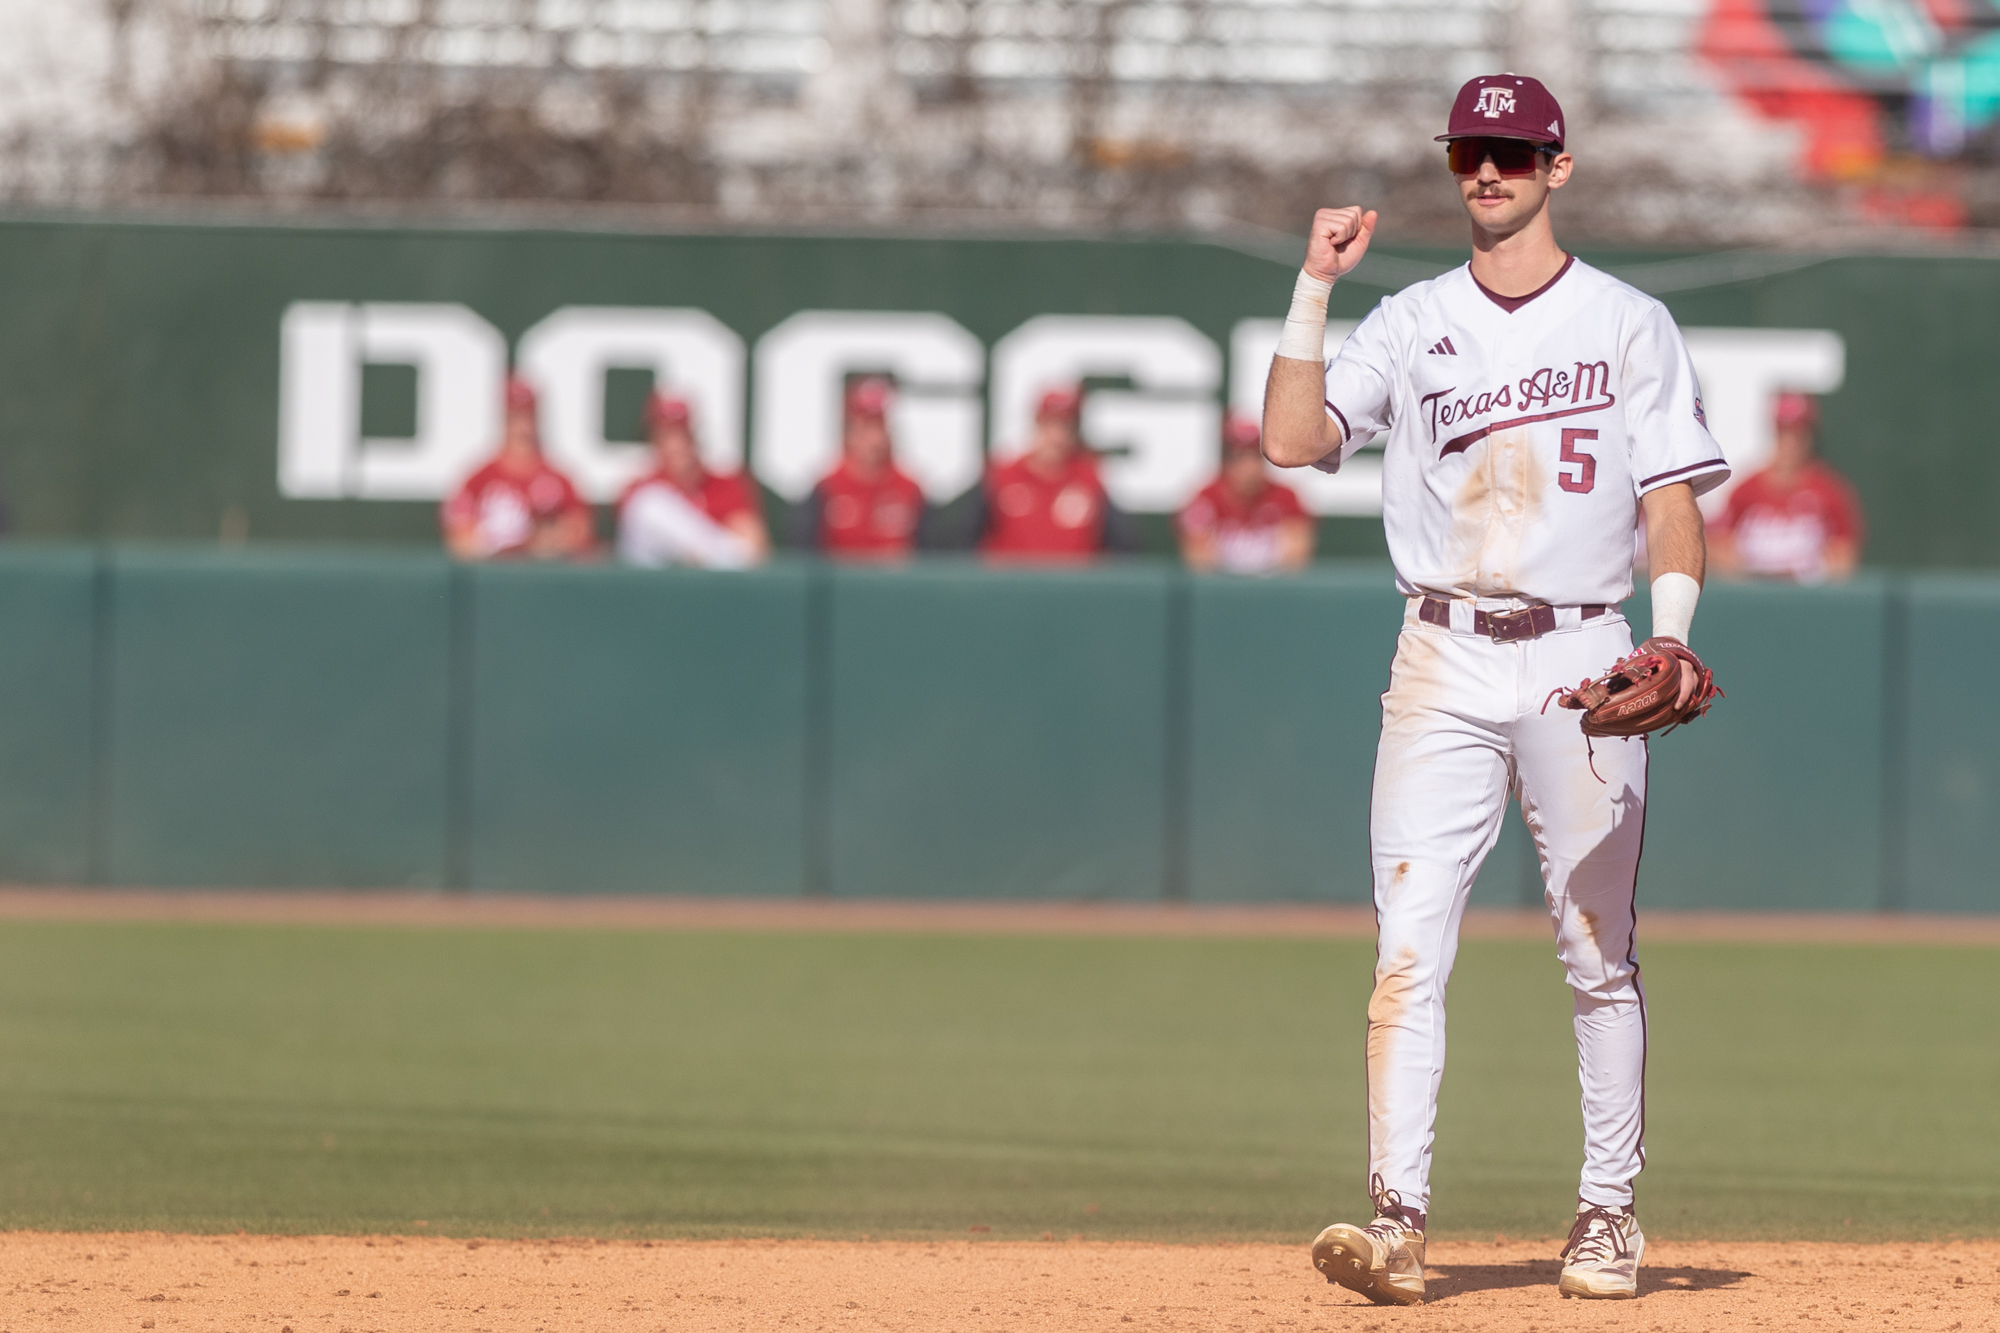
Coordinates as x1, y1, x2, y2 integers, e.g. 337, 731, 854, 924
646, 391, 692, 429
1036, 386, 1083, 422
845, 376, 894, 420
1221, 413, 1262, 455
1436, 74, 1566, 146
503, 375, 538, 413
1774, 391, 1818, 427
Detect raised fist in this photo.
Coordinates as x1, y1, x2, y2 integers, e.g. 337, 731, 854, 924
1304, 206, 1379, 282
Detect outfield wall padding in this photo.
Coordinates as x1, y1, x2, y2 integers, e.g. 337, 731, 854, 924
1640, 578, 1890, 911
826, 564, 1171, 900
101, 549, 453, 888
462, 562, 811, 896
1898, 575, 2000, 914
0, 546, 1993, 910
1184, 569, 1401, 904
0, 547, 96, 883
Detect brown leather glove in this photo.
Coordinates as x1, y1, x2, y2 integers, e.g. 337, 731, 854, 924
1548, 637, 1723, 738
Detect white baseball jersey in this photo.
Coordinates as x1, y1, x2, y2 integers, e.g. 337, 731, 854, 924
1323, 256, 1728, 607
617, 481, 756, 569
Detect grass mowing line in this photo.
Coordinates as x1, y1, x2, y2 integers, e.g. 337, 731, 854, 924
0, 921, 1991, 1241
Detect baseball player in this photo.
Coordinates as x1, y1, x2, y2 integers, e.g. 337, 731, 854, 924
1261, 74, 1728, 1303
793, 377, 928, 559
442, 376, 596, 561
1177, 414, 1314, 575
973, 386, 1138, 560
616, 392, 770, 569
1712, 392, 1864, 583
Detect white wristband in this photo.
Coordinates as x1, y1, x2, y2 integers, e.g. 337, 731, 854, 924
1650, 571, 1700, 644
1276, 268, 1334, 362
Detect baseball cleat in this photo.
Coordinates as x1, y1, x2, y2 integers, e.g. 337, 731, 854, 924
1558, 1202, 1645, 1299
1310, 1175, 1426, 1306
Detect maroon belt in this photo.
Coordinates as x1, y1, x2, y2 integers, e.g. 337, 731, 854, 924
1418, 597, 1610, 643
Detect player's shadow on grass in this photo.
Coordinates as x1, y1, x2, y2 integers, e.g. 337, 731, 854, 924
1422, 1258, 1750, 1300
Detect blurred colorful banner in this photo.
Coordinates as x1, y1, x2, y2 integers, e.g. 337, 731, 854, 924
1702, 0, 2000, 218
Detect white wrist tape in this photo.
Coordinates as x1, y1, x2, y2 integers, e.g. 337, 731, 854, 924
1276, 268, 1334, 362
1650, 571, 1700, 644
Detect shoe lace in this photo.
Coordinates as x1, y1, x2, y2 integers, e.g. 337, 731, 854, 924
1364, 1173, 1422, 1243
1559, 1204, 1631, 1265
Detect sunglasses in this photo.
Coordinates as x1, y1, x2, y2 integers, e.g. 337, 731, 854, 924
1446, 137, 1553, 177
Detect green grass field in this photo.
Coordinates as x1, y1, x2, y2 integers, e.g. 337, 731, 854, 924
0, 920, 1992, 1242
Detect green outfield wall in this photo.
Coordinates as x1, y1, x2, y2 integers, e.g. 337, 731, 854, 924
827, 564, 1174, 900
103, 549, 453, 889
462, 561, 811, 896
0, 214, 1998, 565
0, 545, 1991, 912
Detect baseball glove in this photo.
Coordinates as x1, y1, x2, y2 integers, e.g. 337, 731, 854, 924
1547, 637, 1723, 739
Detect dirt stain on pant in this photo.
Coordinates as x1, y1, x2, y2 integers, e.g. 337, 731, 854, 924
1381, 633, 1445, 735
1381, 861, 1413, 907
1365, 944, 1421, 1156
1377, 632, 1448, 807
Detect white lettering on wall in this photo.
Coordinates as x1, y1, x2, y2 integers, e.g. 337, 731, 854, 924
1680, 329, 1846, 513
990, 316, 1221, 513
752, 311, 986, 504
277, 302, 506, 501
278, 302, 1845, 518
517, 307, 745, 503
277, 303, 355, 499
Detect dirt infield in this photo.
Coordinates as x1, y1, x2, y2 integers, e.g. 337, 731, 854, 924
2, 887, 1998, 944
3, 1233, 1994, 1332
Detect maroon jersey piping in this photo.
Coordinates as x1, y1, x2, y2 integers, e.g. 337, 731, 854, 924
1472, 253, 1575, 313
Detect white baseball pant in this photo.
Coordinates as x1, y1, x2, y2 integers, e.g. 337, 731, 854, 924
1366, 598, 1649, 1217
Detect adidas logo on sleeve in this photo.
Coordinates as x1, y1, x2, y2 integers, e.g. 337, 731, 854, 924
1427, 337, 1457, 356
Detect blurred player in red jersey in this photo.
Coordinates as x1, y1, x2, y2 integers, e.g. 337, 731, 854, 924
615, 392, 771, 569
1712, 392, 1864, 583
977, 386, 1135, 561
441, 376, 595, 561
795, 377, 926, 560
1178, 414, 1315, 575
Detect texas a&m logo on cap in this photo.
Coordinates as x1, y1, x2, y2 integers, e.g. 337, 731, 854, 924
1438, 74, 1567, 146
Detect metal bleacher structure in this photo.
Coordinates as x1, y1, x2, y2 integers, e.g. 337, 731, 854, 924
179, 0, 1796, 236
191, 0, 1720, 103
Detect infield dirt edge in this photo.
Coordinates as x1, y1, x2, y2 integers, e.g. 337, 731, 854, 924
1, 886, 1994, 944
4, 1231, 1993, 1333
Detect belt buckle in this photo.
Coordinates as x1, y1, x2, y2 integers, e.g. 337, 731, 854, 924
1485, 607, 1539, 643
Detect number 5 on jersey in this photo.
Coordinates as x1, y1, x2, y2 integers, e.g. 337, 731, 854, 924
1559, 428, 1597, 494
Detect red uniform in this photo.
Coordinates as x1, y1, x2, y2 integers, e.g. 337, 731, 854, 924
617, 466, 759, 528
812, 459, 924, 558
1717, 462, 1863, 583
1178, 477, 1308, 574
981, 453, 1109, 560
442, 458, 590, 557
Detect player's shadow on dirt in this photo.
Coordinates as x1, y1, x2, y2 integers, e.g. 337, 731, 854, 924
1422, 1257, 1751, 1300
